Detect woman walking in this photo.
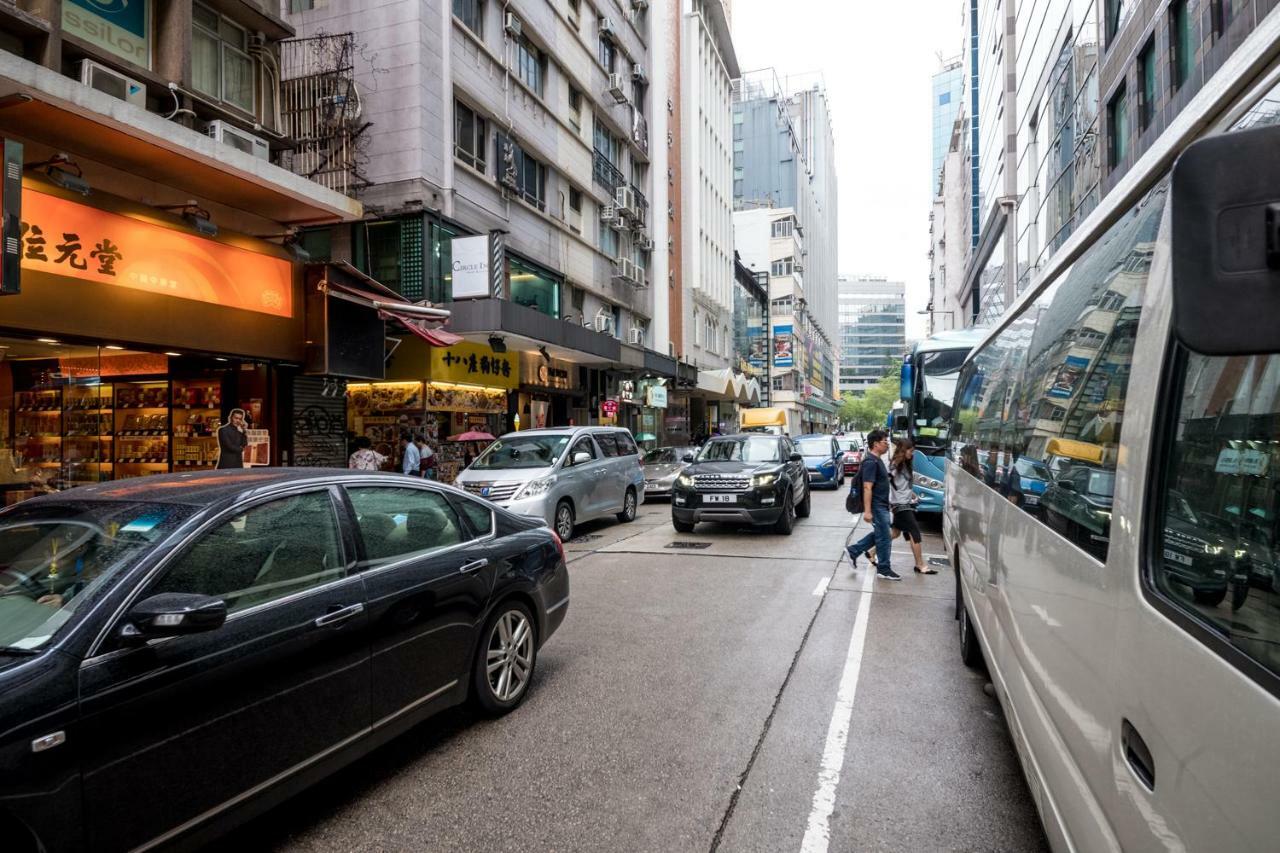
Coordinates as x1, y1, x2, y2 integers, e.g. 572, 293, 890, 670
888, 438, 933, 574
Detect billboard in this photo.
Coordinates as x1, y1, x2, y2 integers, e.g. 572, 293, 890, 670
1046, 355, 1089, 399
64, 0, 151, 69
773, 324, 793, 368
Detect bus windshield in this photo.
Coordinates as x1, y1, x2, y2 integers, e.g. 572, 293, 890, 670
913, 348, 969, 447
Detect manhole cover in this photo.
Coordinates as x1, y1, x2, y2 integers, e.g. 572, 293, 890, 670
571, 534, 603, 543
665, 541, 712, 549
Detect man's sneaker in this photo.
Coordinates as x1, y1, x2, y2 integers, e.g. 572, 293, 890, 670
876, 567, 902, 581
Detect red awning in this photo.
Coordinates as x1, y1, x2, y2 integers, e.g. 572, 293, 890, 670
380, 309, 463, 347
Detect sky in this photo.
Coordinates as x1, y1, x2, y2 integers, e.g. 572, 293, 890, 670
731, 0, 963, 341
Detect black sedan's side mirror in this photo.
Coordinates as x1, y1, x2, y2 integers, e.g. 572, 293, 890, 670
682, 453, 695, 463
789, 453, 803, 463
121, 593, 227, 642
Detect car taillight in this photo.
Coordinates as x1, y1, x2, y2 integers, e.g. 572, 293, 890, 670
550, 530, 566, 564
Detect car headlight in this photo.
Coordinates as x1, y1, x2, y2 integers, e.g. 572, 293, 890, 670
913, 473, 943, 490
753, 472, 778, 488
676, 473, 694, 487
515, 475, 557, 500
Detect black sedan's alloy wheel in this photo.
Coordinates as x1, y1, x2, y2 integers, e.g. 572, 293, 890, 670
473, 601, 538, 715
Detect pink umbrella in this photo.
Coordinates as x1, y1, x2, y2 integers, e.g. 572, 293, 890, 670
450, 430, 496, 442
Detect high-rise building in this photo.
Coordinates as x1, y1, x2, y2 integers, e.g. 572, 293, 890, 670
838, 277, 906, 396
733, 70, 839, 429
931, 58, 964, 193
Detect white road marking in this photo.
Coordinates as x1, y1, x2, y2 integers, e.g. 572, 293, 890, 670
811, 577, 830, 596
800, 562, 876, 853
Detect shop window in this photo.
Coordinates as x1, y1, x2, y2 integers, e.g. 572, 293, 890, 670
429, 221, 460, 304
508, 257, 560, 318
193, 2, 255, 114
455, 101, 488, 173
151, 491, 344, 613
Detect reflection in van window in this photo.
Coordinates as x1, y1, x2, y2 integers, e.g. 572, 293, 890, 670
1155, 352, 1280, 677
471, 436, 570, 469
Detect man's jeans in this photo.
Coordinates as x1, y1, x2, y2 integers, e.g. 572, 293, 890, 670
849, 504, 893, 571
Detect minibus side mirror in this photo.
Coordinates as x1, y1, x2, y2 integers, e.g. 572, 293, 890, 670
1172, 124, 1280, 355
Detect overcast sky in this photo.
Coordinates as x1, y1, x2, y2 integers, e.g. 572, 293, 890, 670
731, 1, 963, 340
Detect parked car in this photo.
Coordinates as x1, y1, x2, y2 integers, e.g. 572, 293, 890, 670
455, 427, 644, 541
795, 434, 845, 489
0, 469, 568, 853
641, 446, 698, 499
837, 437, 863, 476
1014, 457, 1052, 509
671, 433, 811, 534
1041, 465, 1117, 560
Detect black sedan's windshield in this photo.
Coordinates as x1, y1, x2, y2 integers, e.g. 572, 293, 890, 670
697, 437, 782, 464
472, 436, 570, 469
0, 500, 195, 651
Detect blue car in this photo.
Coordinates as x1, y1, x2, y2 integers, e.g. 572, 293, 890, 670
795, 434, 845, 489
1015, 457, 1052, 509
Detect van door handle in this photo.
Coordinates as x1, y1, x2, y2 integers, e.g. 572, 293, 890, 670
459, 558, 489, 574
1121, 719, 1155, 791
314, 603, 364, 628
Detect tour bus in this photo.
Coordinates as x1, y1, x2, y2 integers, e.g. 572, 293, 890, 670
943, 22, 1280, 852
893, 329, 988, 513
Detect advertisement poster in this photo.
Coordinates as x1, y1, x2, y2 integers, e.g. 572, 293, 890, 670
531, 400, 549, 429
64, 0, 151, 68
1046, 355, 1089, 399
747, 327, 767, 369
773, 324, 794, 368
450, 235, 490, 299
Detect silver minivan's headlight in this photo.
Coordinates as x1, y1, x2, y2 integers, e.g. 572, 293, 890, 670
515, 475, 557, 500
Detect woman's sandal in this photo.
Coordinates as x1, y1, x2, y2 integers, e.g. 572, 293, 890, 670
915, 566, 937, 575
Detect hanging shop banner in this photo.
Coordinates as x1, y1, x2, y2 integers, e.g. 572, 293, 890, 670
19, 189, 292, 317
64, 0, 151, 69
451, 235, 491, 299
643, 383, 668, 408
1046, 355, 1090, 399
430, 340, 519, 389
426, 382, 506, 414
773, 325, 794, 368
619, 380, 637, 404
601, 399, 619, 416
746, 326, 767, 369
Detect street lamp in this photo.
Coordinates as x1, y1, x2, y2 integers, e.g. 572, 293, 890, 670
918, 308, 956, 332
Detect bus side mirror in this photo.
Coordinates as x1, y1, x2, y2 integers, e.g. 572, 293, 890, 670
892, 414, 908, 432
1172, 124, 1280, 355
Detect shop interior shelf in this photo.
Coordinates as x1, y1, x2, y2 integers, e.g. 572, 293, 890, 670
116, 405, 170, 411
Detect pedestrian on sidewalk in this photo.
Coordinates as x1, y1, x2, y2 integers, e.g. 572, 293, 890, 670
887, 438, 933, 574
846, 429, 900, 580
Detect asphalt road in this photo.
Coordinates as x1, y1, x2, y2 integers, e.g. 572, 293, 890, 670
233, 486, 1048, 852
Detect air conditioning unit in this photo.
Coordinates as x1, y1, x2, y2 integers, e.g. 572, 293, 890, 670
614, 185, 637, 218
631, 62, 648, 85
204, 120, 270, 160
593, 311, 612, 333
794, 262, 805, 273
615, 257, 642, 287
636, 235, 654, 252
628, 327, 644, 345
600, 202, 619, 224
80, 59, 146, 107
504, 12, 523, 36
599, 17, 617, 38
607, 73, 628, 104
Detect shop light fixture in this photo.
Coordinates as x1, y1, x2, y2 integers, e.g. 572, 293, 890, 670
488, 335, 508, 353
215, 357, 228, 362
164, 352, 182, 357
37, 338, 60, 344
538, 345, 551, 363
104, 345, 124, 350
25, 153, 91, 196
157, 200, 218, 237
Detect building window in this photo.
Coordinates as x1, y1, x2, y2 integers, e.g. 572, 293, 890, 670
454, 0, 483, 37
1104, 0, 1126, 44
567, 0, 580, 25
771, 218, 794, 239
770, 257, 795, 278
454, 101, 488, 173
513, 144, 547, 210
568, 187, 583, 232
1138, 39, 1156, 132
568, 86, 583, 131
599, 217, 619, 257
515, 36, 546, 97
599, 34, 617, 72
1108, 84, 1129, 170
1210, 0, 1235, 41
1170, 0, 1194, 92
508, 257, 560, 318
193, 3, 254, 113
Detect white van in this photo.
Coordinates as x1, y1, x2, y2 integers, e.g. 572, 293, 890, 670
943, 24, 1280, 853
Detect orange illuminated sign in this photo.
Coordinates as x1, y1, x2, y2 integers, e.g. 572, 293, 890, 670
18, 188, 293, 317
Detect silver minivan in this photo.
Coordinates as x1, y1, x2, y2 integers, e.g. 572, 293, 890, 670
454, 427, 645, 541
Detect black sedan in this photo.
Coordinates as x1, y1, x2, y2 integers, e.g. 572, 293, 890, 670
0, 469, 568, 853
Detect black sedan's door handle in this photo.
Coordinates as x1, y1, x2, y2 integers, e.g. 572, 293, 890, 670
314, 603, 364, 628
459, 558, 489, 574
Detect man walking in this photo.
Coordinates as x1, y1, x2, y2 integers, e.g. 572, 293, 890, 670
847, 429, 900, 581
400, 433, 421, 477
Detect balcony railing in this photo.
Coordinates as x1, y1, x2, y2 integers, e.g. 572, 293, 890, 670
631, 108, 649, 155
593, 149, 626, 192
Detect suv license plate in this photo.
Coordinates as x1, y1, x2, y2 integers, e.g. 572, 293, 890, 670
705, 494, 737, 504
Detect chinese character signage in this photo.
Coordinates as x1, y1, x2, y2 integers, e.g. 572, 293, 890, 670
1, 140, 20, 295
773, 324, 794, 368
64, 0, 151, 69
430, 340, 519, 389
20, 188, 293, 316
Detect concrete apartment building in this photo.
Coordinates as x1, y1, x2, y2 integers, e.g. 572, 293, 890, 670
733, 70, 839, 430
837, 276, 906, 396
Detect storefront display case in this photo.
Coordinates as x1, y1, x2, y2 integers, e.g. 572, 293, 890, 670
172, 379, 223, 469
63, 383, 114, 487
114, 380, 170, 477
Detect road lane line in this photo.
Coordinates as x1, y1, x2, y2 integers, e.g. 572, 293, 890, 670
799, 563, 876, 853
811, 577, 830, 596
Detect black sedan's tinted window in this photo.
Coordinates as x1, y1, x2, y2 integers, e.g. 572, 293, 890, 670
347, 487, 467, 566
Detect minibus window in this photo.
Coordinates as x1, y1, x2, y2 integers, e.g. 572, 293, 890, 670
1153, 352, 1280, 677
